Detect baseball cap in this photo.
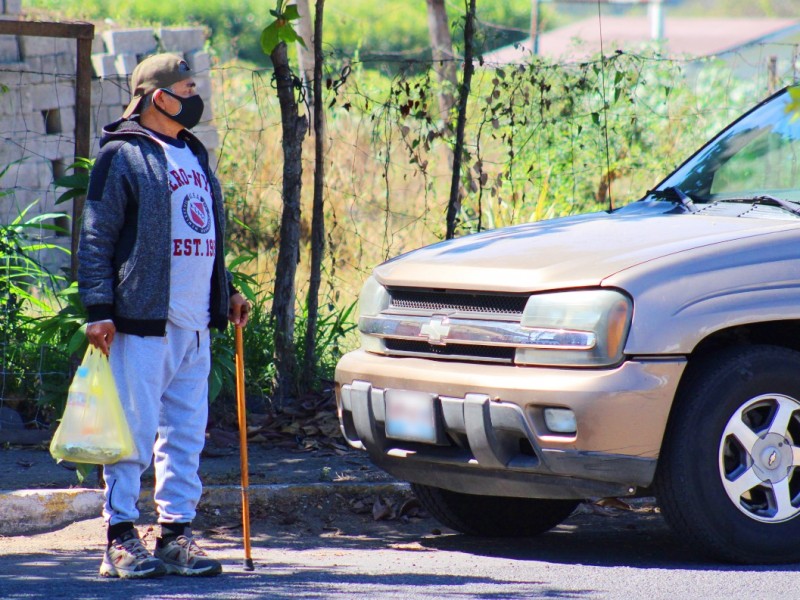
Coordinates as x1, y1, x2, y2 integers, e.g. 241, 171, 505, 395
122, 53, 193, 119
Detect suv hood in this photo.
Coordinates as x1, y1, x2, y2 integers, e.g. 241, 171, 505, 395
373, 205, 800, 292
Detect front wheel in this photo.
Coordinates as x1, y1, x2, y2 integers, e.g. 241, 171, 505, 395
411, 483, 579, 537
656, 345, 800, 563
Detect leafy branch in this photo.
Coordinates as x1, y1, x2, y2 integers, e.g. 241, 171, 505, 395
260, 1, 307, 55
53, 158, 95, 205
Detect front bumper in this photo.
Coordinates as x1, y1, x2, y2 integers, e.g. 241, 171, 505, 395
335, 350, 686, 499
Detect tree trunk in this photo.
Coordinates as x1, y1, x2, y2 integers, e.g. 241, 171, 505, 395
425, 0, 457, 125
270, 41, 308, 406
303, 0, 326, 382
445, 0, 476, 240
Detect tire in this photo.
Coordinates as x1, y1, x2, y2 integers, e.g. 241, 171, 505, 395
411, 483, 579, 537
656, 345, 800, 564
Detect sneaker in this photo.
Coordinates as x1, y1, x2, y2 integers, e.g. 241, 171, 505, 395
154, 535, 222, 577
99, 529, 167, 579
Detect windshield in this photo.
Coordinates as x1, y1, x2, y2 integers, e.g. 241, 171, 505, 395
656, 87, 800, 203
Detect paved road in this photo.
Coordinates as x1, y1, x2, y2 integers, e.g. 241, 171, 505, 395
2, 501, 799, 599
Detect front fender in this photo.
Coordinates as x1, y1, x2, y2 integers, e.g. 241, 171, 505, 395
605, 228, 800, 355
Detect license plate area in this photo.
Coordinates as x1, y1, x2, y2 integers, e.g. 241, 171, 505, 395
384, 390, 438, 444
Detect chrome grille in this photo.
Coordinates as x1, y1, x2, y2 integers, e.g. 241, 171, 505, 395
388, 289, 527, 315
373, 288, 532, 363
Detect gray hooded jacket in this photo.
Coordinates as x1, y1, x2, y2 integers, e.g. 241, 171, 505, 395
78, 118, 234, 336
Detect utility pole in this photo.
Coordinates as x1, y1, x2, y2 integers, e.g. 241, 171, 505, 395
531, 0, 540, 55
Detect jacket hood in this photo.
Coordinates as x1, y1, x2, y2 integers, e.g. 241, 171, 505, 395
100, 118, 150, 146
373, 203, 800, 293
100, 118, 204, 151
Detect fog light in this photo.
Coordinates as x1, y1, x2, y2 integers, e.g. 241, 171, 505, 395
543, 408, 577, 434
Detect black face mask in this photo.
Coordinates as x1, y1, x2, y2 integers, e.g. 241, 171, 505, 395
155, 88, 204, 130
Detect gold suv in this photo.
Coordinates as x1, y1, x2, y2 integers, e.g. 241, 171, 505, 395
336, 86, 800, 564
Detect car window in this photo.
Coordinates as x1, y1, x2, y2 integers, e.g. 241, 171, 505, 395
711, 122, 800, 200
658, 86, 800, 203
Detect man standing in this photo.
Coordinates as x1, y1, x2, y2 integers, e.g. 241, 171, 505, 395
78, 53, 249, 579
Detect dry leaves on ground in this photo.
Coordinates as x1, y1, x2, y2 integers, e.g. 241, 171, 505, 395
348, 495, 426, 523
208, 386, 349, 455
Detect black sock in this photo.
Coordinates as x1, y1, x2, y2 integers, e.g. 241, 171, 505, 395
107, 522, 135, 547
158, 522, 190, 547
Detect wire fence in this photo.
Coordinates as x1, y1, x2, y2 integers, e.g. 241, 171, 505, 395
2, 37, 800, 432
210, 41, 800, 299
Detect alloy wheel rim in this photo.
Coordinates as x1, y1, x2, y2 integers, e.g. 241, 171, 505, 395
718, 394, 800, 523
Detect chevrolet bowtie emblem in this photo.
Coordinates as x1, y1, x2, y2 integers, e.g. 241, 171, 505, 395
420, 316, 451, 346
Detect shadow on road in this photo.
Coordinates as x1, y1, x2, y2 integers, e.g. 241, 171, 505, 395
241, 504, 800, 571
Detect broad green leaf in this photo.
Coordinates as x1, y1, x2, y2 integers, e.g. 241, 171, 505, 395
283, 4, 301, 20
228, 253, 256, 269
26, 211, 67, 225
260, 22, 281, 55
54, 173, 89, 188
75, 463, 96, 483
208, 374, 222, 402
278, 25, 299, 44
56, 189, 84, 204
62, 157, 95, 171
236, 279, 256, 302
66, 324, 88, 355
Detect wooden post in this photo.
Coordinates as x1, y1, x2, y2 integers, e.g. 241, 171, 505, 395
0, 20, 95, 282
768, 56, 778, 95
72, 35, 93, 282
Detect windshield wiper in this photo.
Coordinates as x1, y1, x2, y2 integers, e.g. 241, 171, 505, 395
718, 194, 800, 217
648, 186, 699, 213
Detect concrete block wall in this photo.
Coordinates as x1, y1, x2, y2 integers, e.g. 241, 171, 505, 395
91, 27, 216, 159
0, 9, 218, 244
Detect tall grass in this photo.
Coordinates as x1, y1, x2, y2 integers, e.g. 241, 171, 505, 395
0, 197, 71, 418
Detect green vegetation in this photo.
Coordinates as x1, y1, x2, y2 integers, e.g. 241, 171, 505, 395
0, 197, 72, 421
24, 0, 536, 64
0, 212, 353, 421
207, 46, 760, 317
23, 0, 798, 65
6, 0, 787, 432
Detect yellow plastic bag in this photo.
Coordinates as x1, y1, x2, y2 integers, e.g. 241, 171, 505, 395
49, 346, 134, 464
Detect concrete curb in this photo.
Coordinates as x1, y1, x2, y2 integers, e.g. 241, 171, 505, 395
0, 482, 410, 537
0, 489, 104, 536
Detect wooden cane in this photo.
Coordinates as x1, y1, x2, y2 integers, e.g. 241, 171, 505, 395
235, 325, 254, 571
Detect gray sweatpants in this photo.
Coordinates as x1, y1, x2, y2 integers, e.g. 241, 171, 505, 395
103, 321, 211, 526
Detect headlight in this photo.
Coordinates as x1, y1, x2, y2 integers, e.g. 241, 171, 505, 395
358, 276, 390, 352
358, 276, 390, 317
515, 289, 632, 367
